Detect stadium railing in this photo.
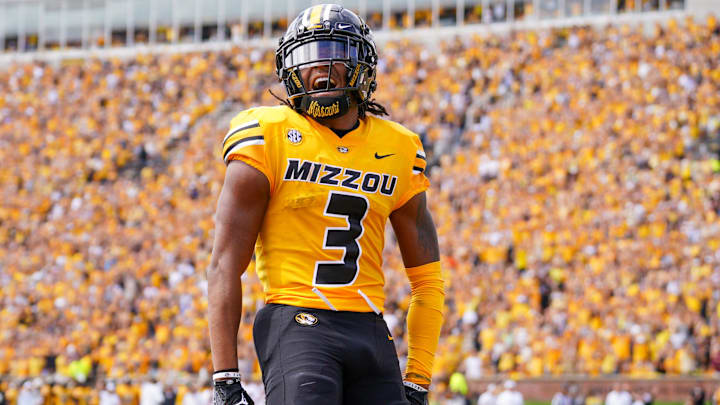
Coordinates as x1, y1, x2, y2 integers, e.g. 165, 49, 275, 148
0, 7, 689, 67
0, 0, 689, 59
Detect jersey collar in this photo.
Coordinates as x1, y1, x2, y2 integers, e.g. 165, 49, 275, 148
306, 115, 369, 145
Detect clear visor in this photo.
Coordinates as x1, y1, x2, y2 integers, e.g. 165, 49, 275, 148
284, 40, 359, 67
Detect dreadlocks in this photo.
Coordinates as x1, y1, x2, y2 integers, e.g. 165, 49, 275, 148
359, 99, 389, 118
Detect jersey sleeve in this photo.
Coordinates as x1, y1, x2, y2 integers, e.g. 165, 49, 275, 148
221, 110, 275, 189
393, 135, 430, 211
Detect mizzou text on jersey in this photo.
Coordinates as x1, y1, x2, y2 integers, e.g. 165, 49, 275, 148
221, 105, 429, 313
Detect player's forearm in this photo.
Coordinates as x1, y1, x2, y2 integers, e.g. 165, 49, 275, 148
405, 261, 445, 387
207, 261, 245, 371
207, 162, 269, 372
389, 192, 444, 385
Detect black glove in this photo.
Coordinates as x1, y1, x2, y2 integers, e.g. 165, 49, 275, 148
404, 381, 429, 405
213, 370, 254, 405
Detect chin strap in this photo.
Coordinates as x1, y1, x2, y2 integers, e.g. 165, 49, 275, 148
299, 93, 351, 119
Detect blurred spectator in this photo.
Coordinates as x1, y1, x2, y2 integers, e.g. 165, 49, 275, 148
197, 383, 212, 405
632, 390, 644, 405
448, 371, 471, 404
497, 380, 523, 405
606, 384, 633, 405
140, 379, 164, 405
181, 381, 210, 405
712, 350, 720, 372
641, 390, 654, 405
162, 385, 177, 405
552, 384, 573, 405
463, 348, 484, 380
446, 394, 470, 405
16, 380, 42, 405
689, 386, 705, 405
586, 389, 603, 405
570, 385, 585, 405
99, 381, 121, 405
479, 383, 498, 405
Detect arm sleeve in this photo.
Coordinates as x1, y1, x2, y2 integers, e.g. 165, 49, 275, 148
221, 112, 275, 192
393, 135, 430, 211
404, 261, 445, 385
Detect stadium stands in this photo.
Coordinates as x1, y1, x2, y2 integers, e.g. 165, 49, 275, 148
0, 14, 719, 404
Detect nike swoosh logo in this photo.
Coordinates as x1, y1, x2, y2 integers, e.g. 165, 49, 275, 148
337, 23, 353, 30
375, 153, 395, 159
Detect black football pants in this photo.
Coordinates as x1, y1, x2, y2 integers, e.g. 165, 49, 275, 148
253, 303, 410, 405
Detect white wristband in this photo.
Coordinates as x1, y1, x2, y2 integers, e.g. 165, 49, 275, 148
212, 371, 242, 381
403, 381, 428, 392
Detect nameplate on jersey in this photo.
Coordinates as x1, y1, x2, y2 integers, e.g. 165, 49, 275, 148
284, 159, 397, 196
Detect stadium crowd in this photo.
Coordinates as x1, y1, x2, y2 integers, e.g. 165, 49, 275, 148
1, 14, 720, 405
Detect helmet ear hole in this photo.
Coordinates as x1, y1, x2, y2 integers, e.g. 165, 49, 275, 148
275, 55, 283, 76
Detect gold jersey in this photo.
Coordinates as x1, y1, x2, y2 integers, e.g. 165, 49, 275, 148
221, 106, 429, 313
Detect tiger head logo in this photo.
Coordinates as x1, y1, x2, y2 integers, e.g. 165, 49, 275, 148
294, 312, 318, 326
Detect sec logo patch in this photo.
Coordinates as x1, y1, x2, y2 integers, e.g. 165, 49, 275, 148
287, 129, 303, 145
294, 312, 318, 326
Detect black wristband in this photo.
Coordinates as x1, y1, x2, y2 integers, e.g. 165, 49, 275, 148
213, 368, 242, 383
213, 368, 239, 374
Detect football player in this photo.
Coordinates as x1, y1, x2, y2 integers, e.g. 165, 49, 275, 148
208, 4, 445, 405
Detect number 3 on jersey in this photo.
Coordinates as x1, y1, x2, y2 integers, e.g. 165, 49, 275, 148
313, 191, 369, 286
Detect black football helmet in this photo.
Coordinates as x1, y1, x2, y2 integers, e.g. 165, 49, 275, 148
276, 4, 378, 119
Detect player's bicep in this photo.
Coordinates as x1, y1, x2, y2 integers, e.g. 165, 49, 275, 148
210, 160, 270, 275
389, 191, 439, 267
